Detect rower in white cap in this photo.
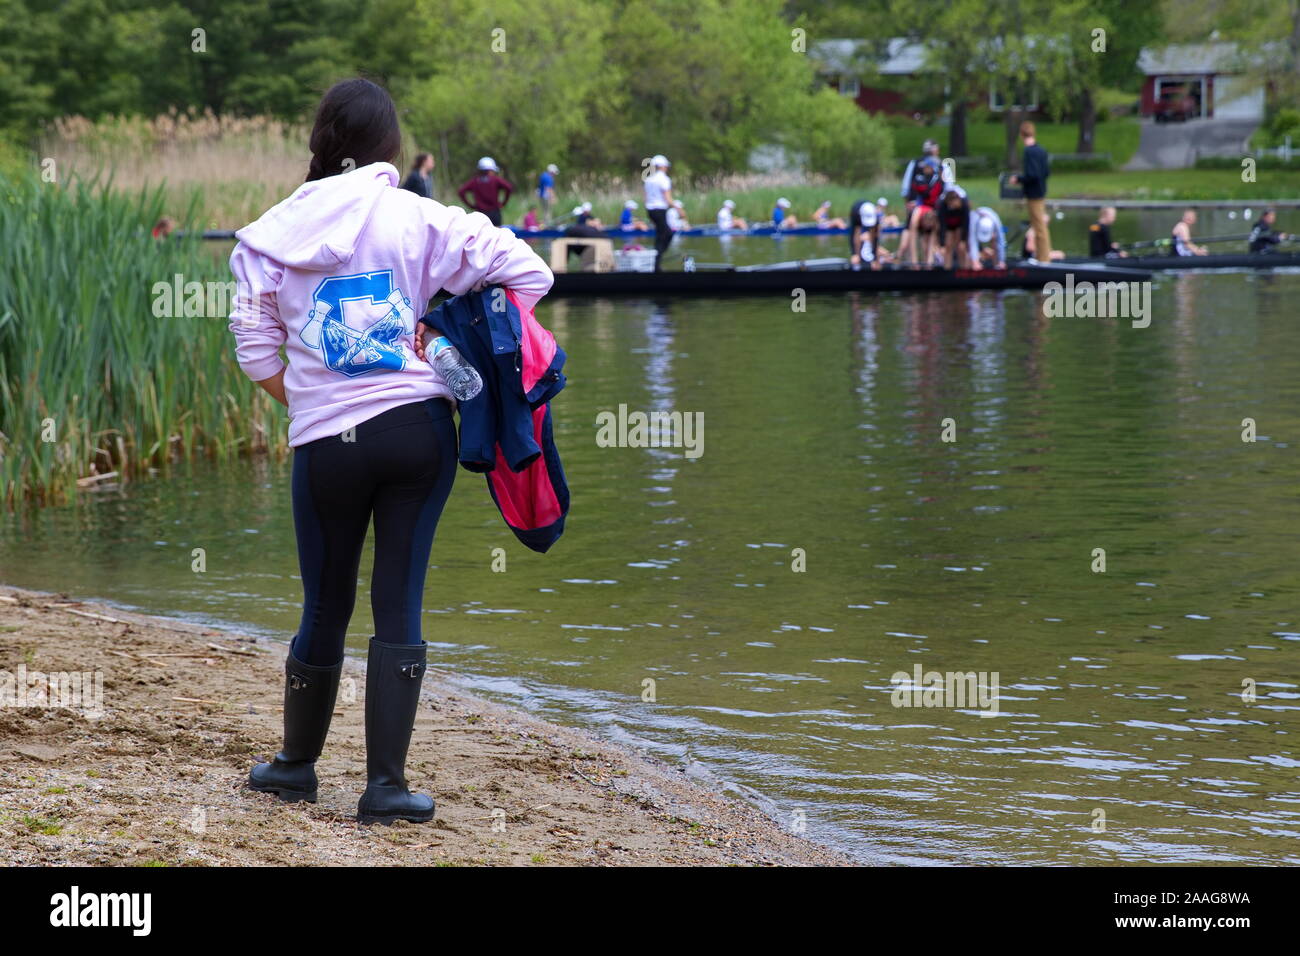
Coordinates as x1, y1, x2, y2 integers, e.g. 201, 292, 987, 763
716, 198, 747, 231
621, 199, 649, 231
969, 206, 1006, 269
772, 197, 797, 229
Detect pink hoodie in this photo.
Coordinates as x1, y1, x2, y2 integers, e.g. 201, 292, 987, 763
228, 162, 553, 446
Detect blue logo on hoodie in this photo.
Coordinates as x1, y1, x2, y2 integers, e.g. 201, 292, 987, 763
301, 271, 415, 377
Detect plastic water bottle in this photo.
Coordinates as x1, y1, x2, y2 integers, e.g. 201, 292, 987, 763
427, 336, 483, 401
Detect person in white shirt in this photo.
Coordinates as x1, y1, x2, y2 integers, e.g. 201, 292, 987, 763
717, 198, 747, 230
969, 207, 1005, 269
643, 154, 674, 271
849, 198, 890, 269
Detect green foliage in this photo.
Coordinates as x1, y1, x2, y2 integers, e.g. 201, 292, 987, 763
803, 88, 892, 182
0, 0, 362, 132
3, 0, 881, 182
1092, 0, 1164, 91
1092, 87, 1141, 121
390, 0, 616, 183
0, 132, 29, 179
1265, 108, 1300, 146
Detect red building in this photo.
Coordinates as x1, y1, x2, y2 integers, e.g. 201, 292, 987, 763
813, 38, 1040, 118
1136, 43, 1264, 121
813, 39, 927, 117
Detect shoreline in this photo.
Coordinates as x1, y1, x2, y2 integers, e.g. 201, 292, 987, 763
0, 584, 851, 866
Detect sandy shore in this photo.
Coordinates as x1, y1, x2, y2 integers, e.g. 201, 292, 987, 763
0, 585, 848, 866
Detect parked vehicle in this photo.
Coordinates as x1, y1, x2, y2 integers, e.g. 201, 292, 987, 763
1155, 92, 1199, 123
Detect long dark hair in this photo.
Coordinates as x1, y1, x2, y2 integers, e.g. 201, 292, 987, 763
306, 79, 402, 182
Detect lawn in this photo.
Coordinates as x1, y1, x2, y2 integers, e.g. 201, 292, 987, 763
962, 168, 1300, 203
889, 118, 1142, 169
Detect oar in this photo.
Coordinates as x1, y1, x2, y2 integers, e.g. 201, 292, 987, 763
1003, 221, 1029, 253
1120, 232, 1254, 253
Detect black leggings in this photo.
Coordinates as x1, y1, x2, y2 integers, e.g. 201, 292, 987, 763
289, 398, 458, 667
648, 208, 672, 270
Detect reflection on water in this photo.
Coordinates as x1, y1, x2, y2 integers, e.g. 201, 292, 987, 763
3, 262, 1299, 865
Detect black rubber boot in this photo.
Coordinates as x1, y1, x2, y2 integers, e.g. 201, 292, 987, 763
248, 646, 342, 803
357, 639, 435, 825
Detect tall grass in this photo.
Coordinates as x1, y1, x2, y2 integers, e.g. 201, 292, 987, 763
0, 172, 287, 507
40, 111, 311, 229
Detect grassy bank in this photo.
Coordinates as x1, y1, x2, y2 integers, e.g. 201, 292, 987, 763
0, 174, 287, 507
996, 168, 1300, 202
889, 118, 1143, 169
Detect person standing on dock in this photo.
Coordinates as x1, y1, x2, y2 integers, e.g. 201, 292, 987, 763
1248, 208, 1289, 253
899, 139, 942, 207
897, 142, 943, 265
1088, 207, 1126, 258
457, 156, 514, 227
1009, 122, 1052, 262
1172, 208, 1208, 256
644, 154, 674, 271
229, 78, 552, 827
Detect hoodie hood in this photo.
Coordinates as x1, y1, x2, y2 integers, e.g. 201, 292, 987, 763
234, 162, 400, 270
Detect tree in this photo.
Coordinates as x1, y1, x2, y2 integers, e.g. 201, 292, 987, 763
970, 0, 1111, 166
1160, 0, 1299, 103
888, 0, 990, 159
602, 0, 815, 175
375, 0, 615, 188
804, 86, 892, 180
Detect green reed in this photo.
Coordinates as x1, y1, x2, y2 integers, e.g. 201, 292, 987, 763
0, 172, 288, 507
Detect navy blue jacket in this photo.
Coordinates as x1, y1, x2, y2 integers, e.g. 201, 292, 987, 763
423, 287, 568, 552
1021, 144, 1051, 199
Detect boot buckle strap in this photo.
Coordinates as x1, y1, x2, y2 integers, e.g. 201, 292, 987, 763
399, 661, 425, 679
288, 674, 311, 691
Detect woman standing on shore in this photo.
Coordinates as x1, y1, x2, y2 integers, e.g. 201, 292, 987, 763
227, 78, 552, 824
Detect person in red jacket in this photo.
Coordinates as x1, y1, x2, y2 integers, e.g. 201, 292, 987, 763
457, 156, 514, 226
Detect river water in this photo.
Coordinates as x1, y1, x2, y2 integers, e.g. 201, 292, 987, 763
3, 212, 1299, 864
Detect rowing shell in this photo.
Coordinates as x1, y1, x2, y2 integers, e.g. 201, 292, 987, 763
1059, 253, 1300, 271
